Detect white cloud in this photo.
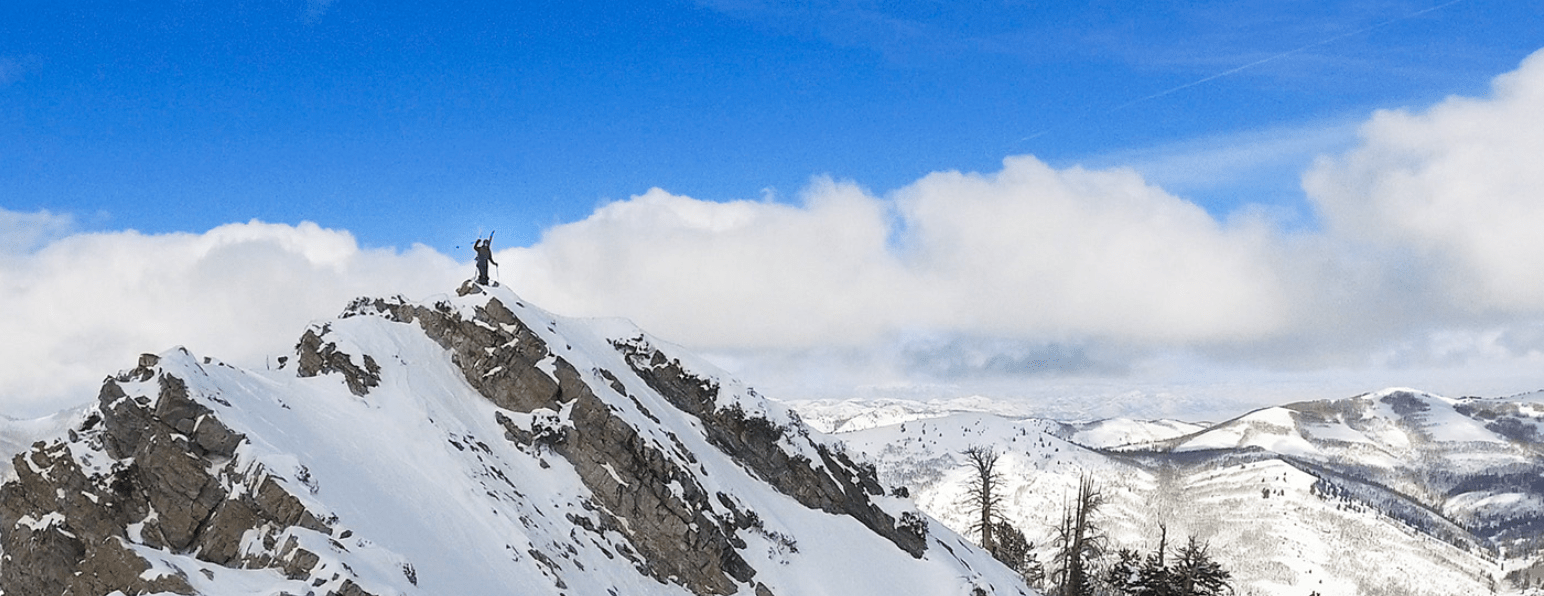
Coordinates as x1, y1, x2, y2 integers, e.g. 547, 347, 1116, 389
894, 157, 1287, 342
1305, 48, 1544, 315
504, 156, 1288, 354
0, 220, 463, 417
0, 208, 74, 254
504, 183, 913, 349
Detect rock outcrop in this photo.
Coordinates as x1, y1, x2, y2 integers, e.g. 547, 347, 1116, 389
612, 335, 929, 557
0, 353, 367, 596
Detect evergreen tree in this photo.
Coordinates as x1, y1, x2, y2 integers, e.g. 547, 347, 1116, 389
1022, 549, 1047, 591
1169, 537, 1231, 596
991, 520, 1032, 572
958, 447, 1049, 591
1103, 549, 1142, 595
1133, 548, 1173, 596
1108, 529, 1232, 596
1130, 524, 1172, 596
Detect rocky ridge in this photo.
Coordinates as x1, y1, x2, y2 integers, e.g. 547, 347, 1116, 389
0, 283, 1027, 596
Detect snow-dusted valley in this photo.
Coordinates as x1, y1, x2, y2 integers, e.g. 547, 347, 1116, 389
789, 390, 1544, 595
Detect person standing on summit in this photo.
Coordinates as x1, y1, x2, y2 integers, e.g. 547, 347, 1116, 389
473, 233, 497, 285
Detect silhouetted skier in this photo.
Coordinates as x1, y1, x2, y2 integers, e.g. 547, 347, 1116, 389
474, 233, 497, 285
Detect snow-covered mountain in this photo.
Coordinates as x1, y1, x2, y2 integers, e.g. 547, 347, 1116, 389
793, 390, 1544, 595
1162, 388, 1544, 555
0, 283, 1031, 596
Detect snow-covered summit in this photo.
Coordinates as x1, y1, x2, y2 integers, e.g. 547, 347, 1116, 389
1166, 387, 1535, 465
0, 282, 1032, 596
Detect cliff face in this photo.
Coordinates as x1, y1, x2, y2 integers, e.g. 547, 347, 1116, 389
0, 283, 1029, 596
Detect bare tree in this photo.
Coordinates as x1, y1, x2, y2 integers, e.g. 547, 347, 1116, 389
960, 446, 1006, 552
1051, 475, 1106, 596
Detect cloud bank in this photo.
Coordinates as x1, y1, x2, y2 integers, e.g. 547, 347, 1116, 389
505, 160, 1286, 351
501, 48, 1544, 407
7, 49, 1544, 420
1306, 49, 1544, 315
0, 219, 462, 416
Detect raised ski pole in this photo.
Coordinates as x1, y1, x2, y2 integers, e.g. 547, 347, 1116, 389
489, 231, 498, 284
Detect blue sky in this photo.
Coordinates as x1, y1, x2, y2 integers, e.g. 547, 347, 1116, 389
5, 0, 1536, 250
5, 1, 1544, 419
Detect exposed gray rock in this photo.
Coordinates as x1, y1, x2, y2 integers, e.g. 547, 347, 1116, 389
0, 361, 375, 596
196, 497, 260, 565
613, 336, 927, 557
295, 325, 382, 396
68, 535, 194, 596
134, 431, 225, 550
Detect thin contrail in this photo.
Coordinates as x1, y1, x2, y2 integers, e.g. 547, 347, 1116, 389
1020, 0, 1475, 143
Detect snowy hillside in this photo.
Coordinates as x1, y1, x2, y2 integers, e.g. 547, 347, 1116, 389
0, 283, 1032, 596
829, 413, 1158, 555
1165, 388, 1544, 550
803, 392, 1544, 596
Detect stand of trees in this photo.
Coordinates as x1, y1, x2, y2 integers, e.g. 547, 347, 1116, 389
1104, 526, 1232, 596
956, 449, 1232, 596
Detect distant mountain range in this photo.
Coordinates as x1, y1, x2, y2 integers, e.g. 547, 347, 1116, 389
789, 389, 1544, 595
